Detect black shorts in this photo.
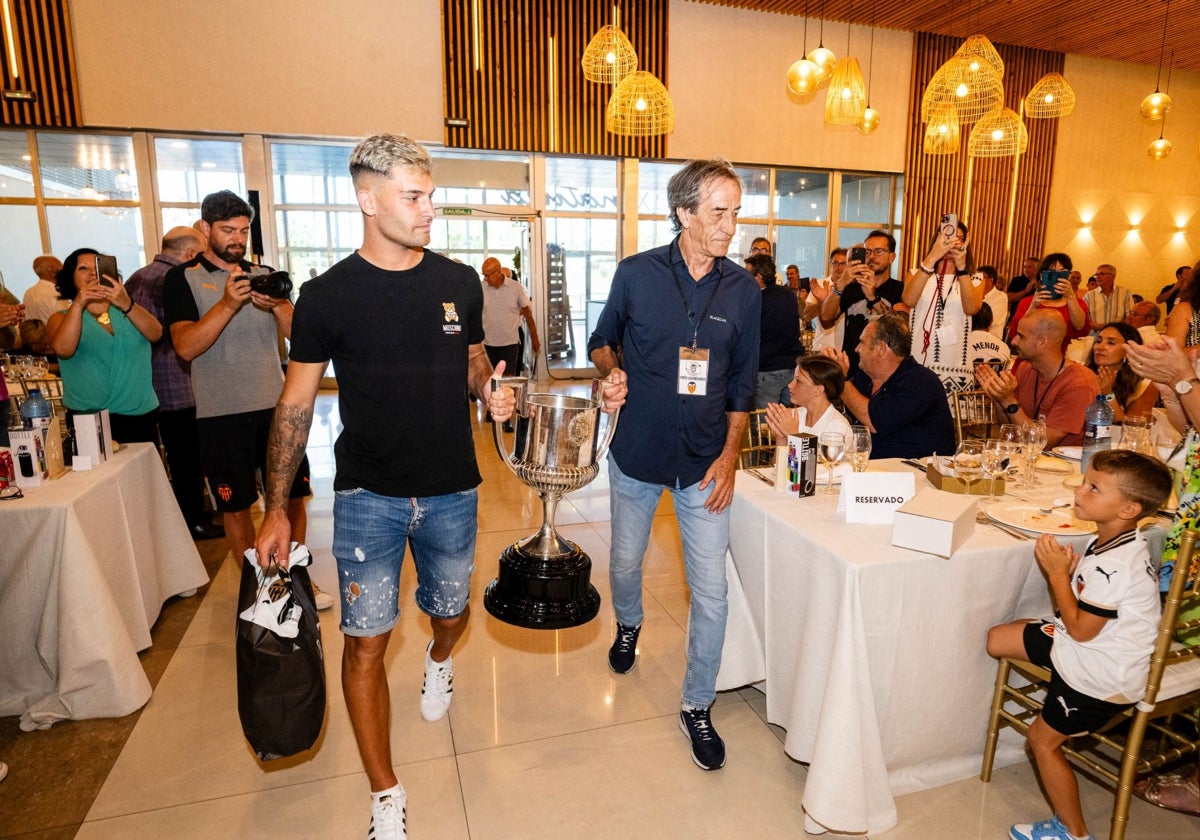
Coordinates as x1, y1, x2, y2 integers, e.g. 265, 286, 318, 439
198, 407, 311, 512
1022, 620, 1131, 736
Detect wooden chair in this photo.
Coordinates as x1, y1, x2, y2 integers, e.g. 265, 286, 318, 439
953, 389, 996, 443
981, 528, 1200, 840
739, 408, 775, 469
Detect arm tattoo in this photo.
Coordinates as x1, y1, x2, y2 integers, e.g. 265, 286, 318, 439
467, 344, 493, 401
264, 403, 312, 512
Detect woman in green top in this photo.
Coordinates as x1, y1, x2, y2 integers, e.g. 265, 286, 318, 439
46, 248, 162, 443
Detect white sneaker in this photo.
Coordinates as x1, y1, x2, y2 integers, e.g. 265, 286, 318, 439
311, 582, 334, 611
367, 787, 406, 840
420, 640, 454, 721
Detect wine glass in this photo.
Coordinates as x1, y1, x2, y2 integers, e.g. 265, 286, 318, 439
981, 438, 1006, 503
848, 425, 871, 472
954, 440, 984, 496
1020, 421, 1048, 489
818, 432, 846, 495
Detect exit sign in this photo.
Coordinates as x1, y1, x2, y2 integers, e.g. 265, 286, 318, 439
442, 207, 472, 216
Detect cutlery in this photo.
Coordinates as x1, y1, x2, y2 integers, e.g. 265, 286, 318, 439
745, 468, 774, 486
983, 517, 1032, 541
1038, 498, 1073, 514
901, 459, 927, 473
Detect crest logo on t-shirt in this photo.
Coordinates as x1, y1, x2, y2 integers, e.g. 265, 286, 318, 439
443, 302, 459, 322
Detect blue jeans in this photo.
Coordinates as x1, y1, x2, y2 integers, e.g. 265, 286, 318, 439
607, 455, 729, 708
332, 487, 478, 637
754, 368, 793, 410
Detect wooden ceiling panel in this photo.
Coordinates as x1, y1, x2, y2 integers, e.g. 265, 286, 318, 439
688, 0, 1197, 73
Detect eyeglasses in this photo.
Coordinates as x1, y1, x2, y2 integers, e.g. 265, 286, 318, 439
830, 259, 847, 266
865, 247, 892, 256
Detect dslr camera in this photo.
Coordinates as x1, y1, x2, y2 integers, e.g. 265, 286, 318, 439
246, 270, 294, 300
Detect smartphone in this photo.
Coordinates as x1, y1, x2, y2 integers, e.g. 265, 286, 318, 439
939, 213, 958, 246
95, 254, 118, 287
849, 246, 867, 263
797, 277, 811, 293
1040, 269, 1068, 300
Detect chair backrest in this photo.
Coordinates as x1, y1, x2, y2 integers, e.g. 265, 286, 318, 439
1141, 528, 1200, 712
953, 389, 995, 443
740, 409, 774, 469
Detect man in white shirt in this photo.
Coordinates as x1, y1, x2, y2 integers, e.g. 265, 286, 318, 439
1083, 264, 1133, 330
975, 265, 1009, 340
481, 257, 540, 395
805, 248, 846, 352
21, 255, 62, 324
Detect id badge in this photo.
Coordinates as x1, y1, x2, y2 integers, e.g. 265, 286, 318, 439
936, 323, 959, 346
678, 347, 710, 396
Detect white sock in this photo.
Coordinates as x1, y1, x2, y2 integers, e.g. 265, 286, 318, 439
371, 783, 404, 804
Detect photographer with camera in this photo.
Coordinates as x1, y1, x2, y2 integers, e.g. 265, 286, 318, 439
164, 191, 324, 606
816, 229, 906, 375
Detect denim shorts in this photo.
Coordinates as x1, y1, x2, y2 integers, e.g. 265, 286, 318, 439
332, 486, 478, 636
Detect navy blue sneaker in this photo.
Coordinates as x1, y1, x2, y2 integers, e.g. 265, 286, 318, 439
608, 622, 640, 674
679, 706, 726, 770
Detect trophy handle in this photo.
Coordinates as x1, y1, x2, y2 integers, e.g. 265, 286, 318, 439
590, 377, 621, 464
490, 375, 528, 477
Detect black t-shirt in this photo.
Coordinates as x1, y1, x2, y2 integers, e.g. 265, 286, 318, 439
1160, 283, 1179, 312
1008, 274, 1033, 317
838, 276, 904, 373
289, 251, 485, 497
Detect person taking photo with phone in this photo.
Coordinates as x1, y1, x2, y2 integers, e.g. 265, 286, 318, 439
902, 216, 982, 394
1006, 252, 1090, 349
817, 229, 906, 375
45, 248, 162, 443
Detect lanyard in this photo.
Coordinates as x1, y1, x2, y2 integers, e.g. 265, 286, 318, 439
1032, 357, 1065, 419
671, 244, 724, 350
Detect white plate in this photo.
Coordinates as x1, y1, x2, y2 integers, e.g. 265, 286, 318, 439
1051, 446, 1082, 460
986, 502, 1096, 536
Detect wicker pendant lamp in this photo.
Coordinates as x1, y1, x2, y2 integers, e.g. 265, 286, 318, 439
605, 70, 675, 136
1025, 72, 1076, 118
581, 24, 638, 84
921, 55, 1003, 124
954, 35, 1004, 77
922, 104, 960, 154
968, 108, 1028, 158
824, 56, 866, 125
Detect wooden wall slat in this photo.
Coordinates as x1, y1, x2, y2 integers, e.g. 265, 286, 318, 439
1, 0, 81, 128
442, 0, 669, 157
902, 32, 1063, 281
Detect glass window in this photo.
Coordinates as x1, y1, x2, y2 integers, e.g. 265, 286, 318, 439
45, 205, 145, 279
636, 160, 684, 216
777, 226, 831, 280
429, 218, 528, 273
734, 166, 770, 219
735, 223, 769, 262
775, 171, 829, 222
271, 142, 355, 206
637, 218, 677, 252
155, 138, 244, 203
431, 151, 530, 206
0, 130, 35, 198
545, 216, 617, 360
544, 157, 618, 213
37, 133, 138, 202
0, 205, 44, 300
840, 174, 892, 224
274, 209, 362, 282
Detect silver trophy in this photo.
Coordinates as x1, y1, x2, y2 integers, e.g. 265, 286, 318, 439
485, 377, 619, 628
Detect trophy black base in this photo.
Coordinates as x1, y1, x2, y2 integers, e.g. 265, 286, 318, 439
484, 542, 601, 629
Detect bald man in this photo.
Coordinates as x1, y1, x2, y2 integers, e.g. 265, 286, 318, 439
126, 227, 225, 540
976, 308, 1100, 448
480, 257, 539, 396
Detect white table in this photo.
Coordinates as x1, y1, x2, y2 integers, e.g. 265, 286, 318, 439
0, 442, 209, 730
716, 461, 1089, 835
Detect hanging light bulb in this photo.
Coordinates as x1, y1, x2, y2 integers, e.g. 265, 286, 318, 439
1140, 90, 1172, 120
1148, 135, 1172, 159
857, 106, 880, 135
787, 58, 822, 97
807, 1, 836, 85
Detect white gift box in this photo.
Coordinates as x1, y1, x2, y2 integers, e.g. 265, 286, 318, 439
891, 489, 977, 558
72, 409, 114, 465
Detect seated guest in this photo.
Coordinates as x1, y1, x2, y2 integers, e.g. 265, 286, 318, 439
46, 248, 162, 443
821, 313, 955, 459
1123, 299, 1161, 344
1086, 322, 1157, 422
967, 302, 1011, 373
977, 308, 1100, 448
763, 355, 852, 440
1007, 253, 1089, 349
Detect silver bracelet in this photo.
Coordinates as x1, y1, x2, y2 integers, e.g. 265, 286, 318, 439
919, 263, 935, 275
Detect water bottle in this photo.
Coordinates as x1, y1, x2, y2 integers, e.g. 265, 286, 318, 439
1081, 393, 1114, 473
20, 388, 53, 430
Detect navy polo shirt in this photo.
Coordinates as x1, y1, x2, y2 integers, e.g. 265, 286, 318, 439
587, 239, 761, 487
849, 355, 956, 459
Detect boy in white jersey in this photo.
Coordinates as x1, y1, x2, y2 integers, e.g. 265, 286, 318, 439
986, 449, 1172, 840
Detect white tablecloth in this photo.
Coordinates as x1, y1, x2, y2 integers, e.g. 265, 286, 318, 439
0, 442, 209, 729
716, 462, 1088, 835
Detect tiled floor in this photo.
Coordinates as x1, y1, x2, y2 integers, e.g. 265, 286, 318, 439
3, 386, 1198, 839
